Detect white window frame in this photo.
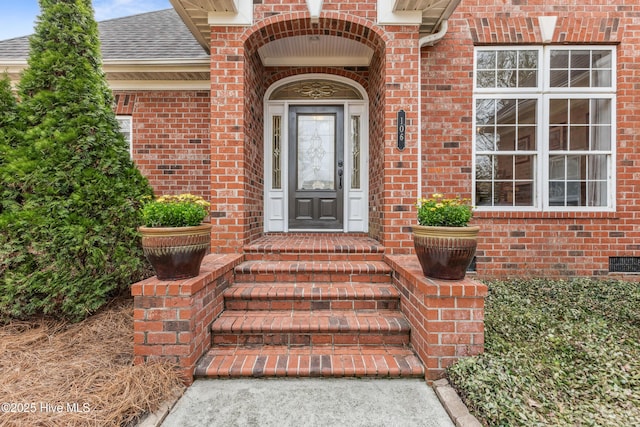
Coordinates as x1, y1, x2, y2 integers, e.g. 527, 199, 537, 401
116, 115, 133, 158
473, 45, 616, 212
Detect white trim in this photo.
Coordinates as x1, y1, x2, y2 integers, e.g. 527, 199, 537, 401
472, 45, 616, 213
264, 74, 369, 233
107, 80, 210, 90
538, 16, 558, 43
306, 0, 324, 23
208, 0, 253, 26
377, 0, 423, 25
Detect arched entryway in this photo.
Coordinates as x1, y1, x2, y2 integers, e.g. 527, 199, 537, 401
264, 75, 369, 232
233, 13, 388, 243
207, 12, 420, 253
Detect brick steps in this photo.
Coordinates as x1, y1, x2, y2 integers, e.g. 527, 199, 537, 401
234, 260, 392, 283
211, 310, 410, 346
223, 282, 400, 311
195, 235, 424, 379
195, 345, 424, 378
243, 235, 385, 262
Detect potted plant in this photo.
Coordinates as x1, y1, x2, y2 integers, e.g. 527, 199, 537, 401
139, 194, 211, 280
413, 193, 478, 280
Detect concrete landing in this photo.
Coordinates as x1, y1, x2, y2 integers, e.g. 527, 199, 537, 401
161, 378, 454, 427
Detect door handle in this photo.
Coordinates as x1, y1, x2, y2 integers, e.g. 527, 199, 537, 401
338, 168, 343, 189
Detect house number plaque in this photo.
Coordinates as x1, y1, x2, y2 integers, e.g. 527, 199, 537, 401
397, 110, 405, 151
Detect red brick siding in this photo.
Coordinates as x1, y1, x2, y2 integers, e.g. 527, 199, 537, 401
387, 255, 487, 380
131, 255, 242, 383
421, 0, 640, 277
114, 90, 211, 202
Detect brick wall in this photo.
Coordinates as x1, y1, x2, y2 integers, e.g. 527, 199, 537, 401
132, 254, 242, 382
421, 0, 640, 277
386, 255, 487, 380
114, 90, 211, 202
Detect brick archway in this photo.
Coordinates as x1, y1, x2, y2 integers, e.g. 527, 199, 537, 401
208, 12, 419, 254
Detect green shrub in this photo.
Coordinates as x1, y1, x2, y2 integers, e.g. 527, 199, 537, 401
0, 0, 154, 322
142, 194, 210, 227
416, 193, 473, 227
448, 278, 640, 426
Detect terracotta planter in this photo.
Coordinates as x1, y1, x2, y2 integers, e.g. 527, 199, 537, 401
139, 223, 212, 280
412, 225, 479, 280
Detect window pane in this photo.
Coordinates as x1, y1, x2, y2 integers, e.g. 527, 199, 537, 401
549, 99, 568, 124
496, 155, 514, 179
497, 70, 517, 88
272, 115, 282, 189
476, 99, 495, 125
476, 182, 492, 206
476, 129, 496, 151
476, 155, 493, 180
494, 182, 514, 206
593, 99, 611, 125
550, 50, 569, 68
496, 99, 517, 124
477, 71, 495, 88
515, 156, 534, 179
517, 128, 536, 150
570, 69, 590, 87
496, 127, 516, 150
476, 49, 539, 89
477, 51, 495, 69
570, 99, 589, 124
518, 99, 537, 124
587, 181, 607, 206
593, 70, 611, 87
518, 70, 537, 87
588, 155, 608, 180
515, 183, 534, 206
591, 125, 611, 150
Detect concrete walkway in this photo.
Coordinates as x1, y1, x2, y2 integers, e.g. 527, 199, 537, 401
161, 378, 455, 427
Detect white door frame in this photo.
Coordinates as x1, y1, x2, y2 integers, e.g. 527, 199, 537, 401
263, 74, 369, 232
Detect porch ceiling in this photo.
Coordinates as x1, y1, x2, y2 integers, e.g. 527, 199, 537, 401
169, 0, 461, 58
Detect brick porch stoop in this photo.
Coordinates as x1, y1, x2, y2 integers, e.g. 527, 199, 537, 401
194, 235, 424, 378
132, 235, 487, 383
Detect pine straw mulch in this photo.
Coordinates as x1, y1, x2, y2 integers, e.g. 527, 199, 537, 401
0, 298, 185, 426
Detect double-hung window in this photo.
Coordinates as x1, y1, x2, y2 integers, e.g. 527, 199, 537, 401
473, 46, 615, 211
116, 115, 133, 158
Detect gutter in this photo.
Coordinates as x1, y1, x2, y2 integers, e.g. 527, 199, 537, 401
417, 20, 449, 200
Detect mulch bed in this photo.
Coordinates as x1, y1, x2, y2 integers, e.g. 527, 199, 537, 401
0, 298, 184, 426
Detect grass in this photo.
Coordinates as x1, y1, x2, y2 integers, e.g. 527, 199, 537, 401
447, 278, 640, 426
0, 297, 184, 426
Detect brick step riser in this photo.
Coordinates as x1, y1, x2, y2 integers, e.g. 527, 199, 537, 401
243, 253, 385, 262
233, 272, 392, 283
225, 299, 399, 311
194, 350, 425, 379
212, 332, 410, 347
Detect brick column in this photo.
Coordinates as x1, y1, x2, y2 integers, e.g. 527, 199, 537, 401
209, 28, 247, 253
381, 28, 421, 254
132, 254, 242, 383
386, 255, 487, 381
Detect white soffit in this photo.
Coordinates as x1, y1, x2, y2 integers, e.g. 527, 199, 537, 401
379, 0, 461, 34
170, 0, 253, 52
258, 35, 374, 67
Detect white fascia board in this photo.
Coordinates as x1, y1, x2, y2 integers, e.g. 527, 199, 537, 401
208, 0, 252, 26
108, 80, 210, 91
377, 0, 422, 25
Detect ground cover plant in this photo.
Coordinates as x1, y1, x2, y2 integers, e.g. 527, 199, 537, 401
0, 297, 183, 426
448, 278, 640, 426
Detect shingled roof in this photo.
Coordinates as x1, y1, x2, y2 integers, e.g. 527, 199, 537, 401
0, 8, 208, 60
